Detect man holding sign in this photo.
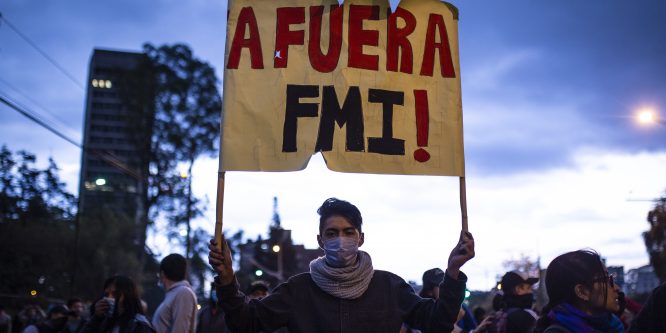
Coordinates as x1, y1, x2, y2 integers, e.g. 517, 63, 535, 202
208, 198, 474, 333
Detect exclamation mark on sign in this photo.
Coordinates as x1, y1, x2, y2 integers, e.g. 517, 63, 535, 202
413, 90, 430, 163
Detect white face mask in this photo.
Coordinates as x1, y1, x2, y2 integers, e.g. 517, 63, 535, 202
323, 237, 359, 268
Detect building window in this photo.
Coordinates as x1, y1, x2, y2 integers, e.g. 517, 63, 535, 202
91, 79, 113, 89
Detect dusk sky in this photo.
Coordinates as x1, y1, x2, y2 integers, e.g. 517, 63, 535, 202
1, 0, 666, 290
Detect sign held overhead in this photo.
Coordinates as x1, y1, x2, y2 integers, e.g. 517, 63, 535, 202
220, 0, 464, 176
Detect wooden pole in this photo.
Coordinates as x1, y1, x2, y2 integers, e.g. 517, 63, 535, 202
214, 171, 226, 249
459, 176, 468, 232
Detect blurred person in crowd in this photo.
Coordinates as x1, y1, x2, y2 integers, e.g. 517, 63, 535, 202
246, 281, 290, 333
402, 268, 474, 333
534, 250, 623, 333
195, 283, 229, 333
627, 281, 666, 332
246, 281, 270, 301
64, 298, 86, 333
15, 304, 45, 332
21, 304, 71, 333
420, 268, 445, 299
487, 270, 539, 333
615, 292, 641, 331
0, 305, 11, 333
472, 307, 487, 328
210, 197, 475, 333
456, 304, 478, 333
81, 275, 154, 333
152, 254, 197, 333
468, 307, 494, 333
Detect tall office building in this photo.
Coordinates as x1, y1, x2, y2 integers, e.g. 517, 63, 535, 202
78, 49, 144, 218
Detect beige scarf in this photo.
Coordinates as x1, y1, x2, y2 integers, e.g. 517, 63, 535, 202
309, 251, 375, 299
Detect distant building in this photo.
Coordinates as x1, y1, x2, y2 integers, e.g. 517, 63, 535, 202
237, 198, 322, 291
78, 49, 144, 218
607, 265, 625, 289
625, 265, 660, 295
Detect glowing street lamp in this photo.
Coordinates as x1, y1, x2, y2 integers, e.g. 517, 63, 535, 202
272, 244, 283, 282
636, 108, 665, 126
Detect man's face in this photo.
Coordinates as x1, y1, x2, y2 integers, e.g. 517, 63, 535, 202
513, 283, 533, 296
51, 312, 66, 321
70, 302, 84, 317
424, 286, 440, 300
50, 313, 69, 331
248, 289, 268, 300
104, 284, 116, 299
317, 215, 364, 247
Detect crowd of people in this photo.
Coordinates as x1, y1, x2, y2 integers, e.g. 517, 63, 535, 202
3, 197, 666, 333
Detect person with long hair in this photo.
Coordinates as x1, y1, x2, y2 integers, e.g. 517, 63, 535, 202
535, 250, 624, 333
81, 275, 155, 333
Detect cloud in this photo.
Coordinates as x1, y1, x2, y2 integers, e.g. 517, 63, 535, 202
183, 148, 666, 290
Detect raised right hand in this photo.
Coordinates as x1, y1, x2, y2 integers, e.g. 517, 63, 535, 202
93, 299, 111, 318
208, 237, 235, 286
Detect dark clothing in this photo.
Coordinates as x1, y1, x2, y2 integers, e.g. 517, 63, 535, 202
503, 309, 537, 333
544, 303, 624, 333
80, 314, 155, 333
491, 293, 537, 333
64, 319, 86, 333
543, 324, 570, 333
196, 305, 229, 333
216, 270, 467, 333
628, 282, 666, 333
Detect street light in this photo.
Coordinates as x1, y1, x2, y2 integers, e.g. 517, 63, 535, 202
636, 107, 665, 126
272, 244, 283, 283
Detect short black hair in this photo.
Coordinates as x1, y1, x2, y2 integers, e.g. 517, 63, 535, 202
67, 298, 82, 308
247, 280, 270, 294
160, 253, 187, 281
317, 198, 363, 233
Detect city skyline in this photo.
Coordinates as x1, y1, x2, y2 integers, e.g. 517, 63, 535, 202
1, 0, 666, 290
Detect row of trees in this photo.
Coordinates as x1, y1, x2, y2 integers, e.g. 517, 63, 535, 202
0, 43, 229, 307
0, 147, 77, 302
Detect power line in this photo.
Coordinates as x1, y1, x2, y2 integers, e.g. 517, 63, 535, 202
0, 93, 141, 180
0, 12, 85, 90
0, 93, 81, 148
0, 76, 81, 140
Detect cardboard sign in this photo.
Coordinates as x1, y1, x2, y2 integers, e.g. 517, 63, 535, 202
220, 0, 464, 176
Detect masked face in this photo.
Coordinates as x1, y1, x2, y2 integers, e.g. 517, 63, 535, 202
322, 236, 359, 267
318, 215, 363, 268
505, 293, 535, 309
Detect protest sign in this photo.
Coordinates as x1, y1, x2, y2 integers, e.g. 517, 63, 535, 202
220, 0, 464, 176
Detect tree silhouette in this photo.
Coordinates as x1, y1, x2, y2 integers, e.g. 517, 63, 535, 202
117, 43, 222, 270
144, 43, 222, 263
643, 195, 666, 282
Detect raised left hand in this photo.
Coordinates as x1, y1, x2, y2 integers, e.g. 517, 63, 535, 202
446, 231, 475, 280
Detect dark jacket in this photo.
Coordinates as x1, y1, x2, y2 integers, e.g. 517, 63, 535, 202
80, 314, 155, 333
216, 270, 467, 333
628, 282, 666, 333
501, 308, 538, 333
543, 324, 570, 333
196, 305, 230, 333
